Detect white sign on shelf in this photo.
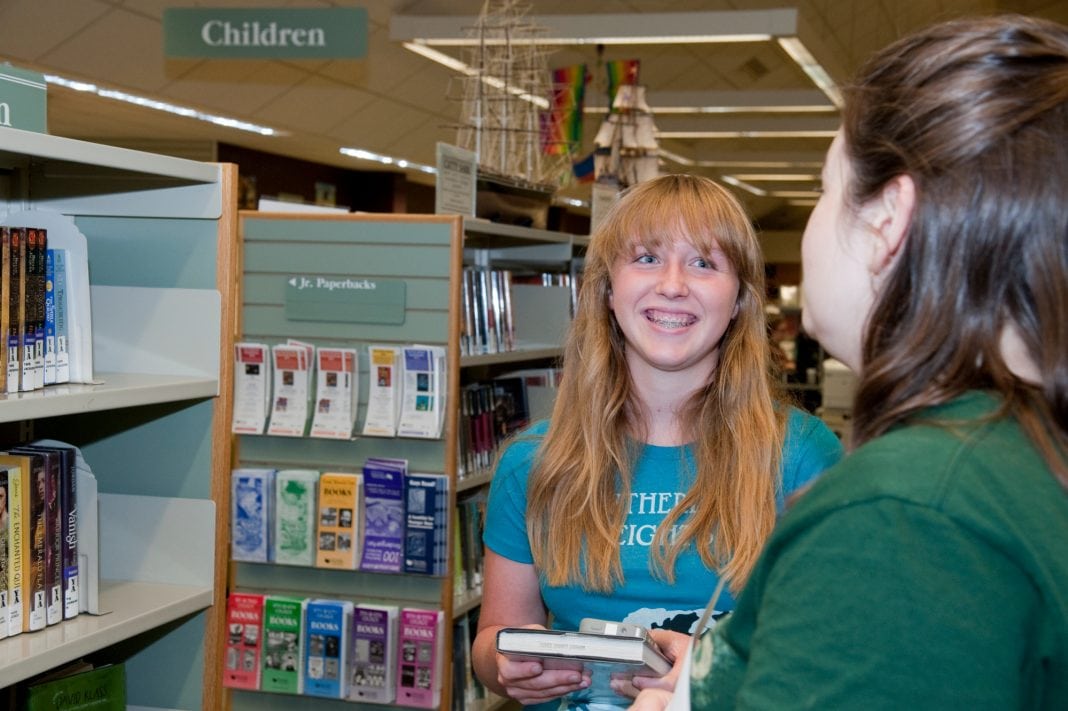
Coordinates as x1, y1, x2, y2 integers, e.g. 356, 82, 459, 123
435, 142, 477, 216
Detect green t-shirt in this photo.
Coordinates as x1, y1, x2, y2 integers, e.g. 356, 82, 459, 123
695, 391, 1068, 709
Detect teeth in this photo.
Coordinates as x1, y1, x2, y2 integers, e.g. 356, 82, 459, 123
650, 314, 694, 329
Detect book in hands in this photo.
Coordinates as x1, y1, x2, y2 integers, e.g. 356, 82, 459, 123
496, 627, 672, 676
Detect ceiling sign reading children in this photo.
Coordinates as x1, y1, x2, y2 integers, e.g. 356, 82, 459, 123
163, 7, 368, 59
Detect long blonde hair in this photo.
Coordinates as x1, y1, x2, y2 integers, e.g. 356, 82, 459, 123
527, 174, 785, 594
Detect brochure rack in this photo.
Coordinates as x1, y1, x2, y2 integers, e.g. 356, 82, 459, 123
0, 127, 237, 709
229, 212, 582, 710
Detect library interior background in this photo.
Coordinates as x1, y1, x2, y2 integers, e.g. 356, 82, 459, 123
0, 0, 1063, 709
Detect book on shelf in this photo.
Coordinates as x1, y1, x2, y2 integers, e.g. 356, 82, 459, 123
0, 451, 46, 632
5, 458, 22, 636
31, 437, 99, 617
50, 248, 70, 384
0, 467, 9, 639
232, 342, 271, 435
23, 661, 126, 711
452, 608, 487, 711
359, 457, 406, 574
455, 488, 487, 597
272, 469, 319, 567
349, 602, 399, 704
495, 626, 672, 704
403, 472, 450, 576
315, 472, 363, 570
43, 248, 56, 386
396, 607, 444, 709
28, 227, 46, 391
231, 468, 275, 563
7, 226, 23, 394
309, 346, 359, 439
362, 345, 401, 437
222, 592, 265, 690
266, 343, 311, 437
9, 446, 62, 626
397, 345, 446, 439
302, 598, 353, 699
261, 594, 304, 695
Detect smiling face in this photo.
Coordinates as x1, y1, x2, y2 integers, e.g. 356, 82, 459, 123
609, 236, 740, 384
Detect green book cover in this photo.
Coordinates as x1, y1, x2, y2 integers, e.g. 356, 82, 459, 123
26, 663, 125, 710
261, 595, 304, 694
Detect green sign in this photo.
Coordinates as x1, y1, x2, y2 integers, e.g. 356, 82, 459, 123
285, 275, 406, 325
0, 64, 47, 134
163, 7, 368, 59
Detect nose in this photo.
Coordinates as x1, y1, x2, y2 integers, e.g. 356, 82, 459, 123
657, 262, 689, 298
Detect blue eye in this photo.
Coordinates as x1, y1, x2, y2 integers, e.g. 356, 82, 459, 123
635, 253, 658, 264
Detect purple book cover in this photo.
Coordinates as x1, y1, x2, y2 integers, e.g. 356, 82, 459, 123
359, 459, 406, 573
349, 603, 398, 703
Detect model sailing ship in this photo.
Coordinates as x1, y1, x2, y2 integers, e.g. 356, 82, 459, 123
450, 0, 572, 194
593, 83, 660, 188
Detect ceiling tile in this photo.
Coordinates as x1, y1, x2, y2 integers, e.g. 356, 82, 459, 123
0, 0, 111, 62
253, 74, 377, 134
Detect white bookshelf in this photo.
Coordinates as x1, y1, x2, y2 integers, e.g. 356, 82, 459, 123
0, 580, 212, 688
0, 126, 235, 709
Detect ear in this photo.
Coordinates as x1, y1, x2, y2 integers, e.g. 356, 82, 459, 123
861, 174, 916, 275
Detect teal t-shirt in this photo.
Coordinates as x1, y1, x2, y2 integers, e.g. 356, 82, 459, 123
484, 407, 843, 710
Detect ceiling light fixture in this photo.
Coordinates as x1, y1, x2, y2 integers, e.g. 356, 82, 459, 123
392, 9, 843, 110
339, 147, 436, 174
719, 175, 767, 196
44, 73, 280, 136
658, 129, 838, 139
728, 173, 821, 181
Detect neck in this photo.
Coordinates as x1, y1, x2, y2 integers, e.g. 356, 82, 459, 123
628, 367, 709, 447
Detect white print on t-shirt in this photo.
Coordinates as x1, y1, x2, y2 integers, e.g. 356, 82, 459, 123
619, 489, 690, 547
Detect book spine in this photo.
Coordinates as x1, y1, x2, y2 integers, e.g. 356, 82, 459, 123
24, 456, 45, 631
349, 604, 398, 703
43, 248, 55, 386
19, 227, 35, 392
52, 248, 69, 384
7, 464, 22, 636
60, 450, 78, 619
261, 595, 304, 694
273, 470, 318, 567
231, 469, 274, 563
31, 228, 45, 390
0, 227, 8, 394
302, 599, 351, 699
0, 469, 7, 640
315, 473, 361, 570
7, 227, 22, 393
43, 452, 61, 625
396, 608, 443, 708
222, 592, 265, 690
358, 465, 405, 573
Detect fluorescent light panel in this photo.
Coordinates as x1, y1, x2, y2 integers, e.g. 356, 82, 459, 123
339, 147, 436, 174
45, 73, 279, 136
658, 130, 838, 139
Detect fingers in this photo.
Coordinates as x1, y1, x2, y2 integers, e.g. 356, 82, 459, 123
628, 688, 674, 711
496, 654, 590, 704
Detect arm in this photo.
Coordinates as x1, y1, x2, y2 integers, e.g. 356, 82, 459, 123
472, 549, 589, 703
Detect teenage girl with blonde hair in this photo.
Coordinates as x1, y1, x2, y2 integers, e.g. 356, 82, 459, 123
472, 173, 842, 710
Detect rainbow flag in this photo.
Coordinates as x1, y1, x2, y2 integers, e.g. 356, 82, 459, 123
542, 64, 588, 156
605, 59, 640, 112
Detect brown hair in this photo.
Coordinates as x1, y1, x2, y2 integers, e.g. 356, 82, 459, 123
526, 174, 785, 593
841, 15, 1068, 485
